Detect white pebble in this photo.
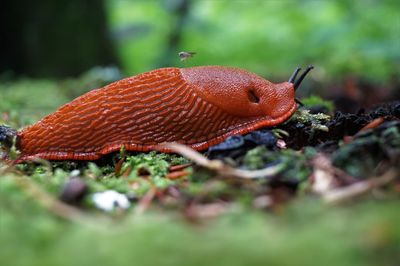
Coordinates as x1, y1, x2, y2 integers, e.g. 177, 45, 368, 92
70, 169, 81, 177
92, 190, 130, 212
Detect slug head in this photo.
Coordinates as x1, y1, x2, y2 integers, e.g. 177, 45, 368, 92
180, 66, 297, 120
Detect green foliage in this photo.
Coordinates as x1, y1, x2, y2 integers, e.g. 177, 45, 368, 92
302, 95, 335, 113
107, 0, 399, 82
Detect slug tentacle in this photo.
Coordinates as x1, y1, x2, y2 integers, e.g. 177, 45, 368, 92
13, 65, 308, 162
294, 65, 314, 91
288, 67, 302, 83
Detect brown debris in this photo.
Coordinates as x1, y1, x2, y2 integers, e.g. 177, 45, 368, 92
323, 169, 397, 205
359, 117, 386, 132
169, 163, 193, 172
310, 153, 356, 195
114, 156, 126, 177
185, 202, 234, 221
166, 170, 190, 180
134, 187, 157, 215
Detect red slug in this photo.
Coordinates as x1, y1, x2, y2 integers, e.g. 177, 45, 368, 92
0, 65, 313, 162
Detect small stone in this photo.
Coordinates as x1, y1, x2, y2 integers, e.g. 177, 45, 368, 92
244, 130, 277, 147
208, 135, 245, 152
70, 169, 81, 177
92, 190, 130, 212
59, 178, 89, 204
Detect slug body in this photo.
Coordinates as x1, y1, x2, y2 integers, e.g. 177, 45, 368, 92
15, 66, 298, 161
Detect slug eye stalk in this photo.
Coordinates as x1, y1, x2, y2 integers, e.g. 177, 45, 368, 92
288, 67, 302, 83
288, 65, 314, 106
295, 98, 304, 106
294, 65, 314, 91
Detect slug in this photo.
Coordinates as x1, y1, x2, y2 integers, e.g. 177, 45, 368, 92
0, 65, 313, 162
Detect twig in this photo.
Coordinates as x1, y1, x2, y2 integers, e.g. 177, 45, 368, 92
160, 142, 283, 179
323, 169, 397, 205
166, 170, 190, 180
169, 163, 193, 172
134, 187, 156, 215
161, 142, 222, 169
14, 176, 86, 222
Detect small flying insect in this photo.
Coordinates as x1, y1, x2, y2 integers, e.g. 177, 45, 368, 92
178, 51, 196, 61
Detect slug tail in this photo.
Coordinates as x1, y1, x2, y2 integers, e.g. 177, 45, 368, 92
0, 125, 18, 160
0, 125, 17, 147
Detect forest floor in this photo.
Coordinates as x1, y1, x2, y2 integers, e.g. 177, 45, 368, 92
1, 71, 399, 266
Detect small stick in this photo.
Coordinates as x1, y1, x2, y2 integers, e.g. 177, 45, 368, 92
14, 176, 85, 221
323, 169, 397, 205
134, 187, 156, 215
169, 163, 193, 172
359, 117, 386, 132
160, 142, 283, 179
166, 170, 190, 180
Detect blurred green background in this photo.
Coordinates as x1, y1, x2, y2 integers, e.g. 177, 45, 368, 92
2, 0, 399, 82
108, 0, 400, 82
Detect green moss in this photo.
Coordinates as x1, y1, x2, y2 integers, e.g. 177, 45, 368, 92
332, 125, 400, 178
1, 173, 400, 266
243, 146, 313, 182
122, 152, 189, 180
289, 109, 331, 133
302, 95, 335, 112
292, 109, 331, 124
